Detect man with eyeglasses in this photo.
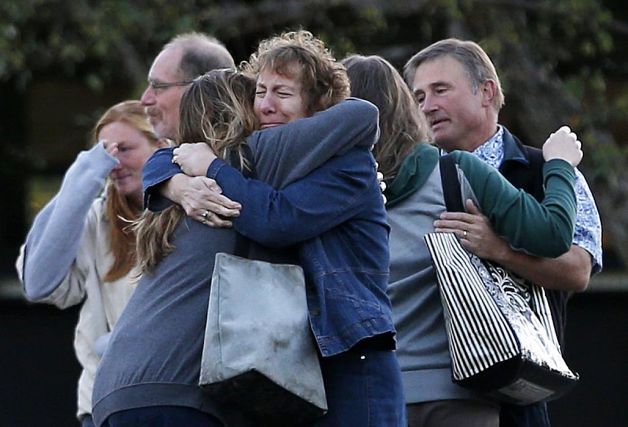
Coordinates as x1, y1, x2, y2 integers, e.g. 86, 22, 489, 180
140, 33, 235, 141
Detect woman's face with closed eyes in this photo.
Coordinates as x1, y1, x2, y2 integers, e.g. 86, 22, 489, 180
253, 68, 309, 129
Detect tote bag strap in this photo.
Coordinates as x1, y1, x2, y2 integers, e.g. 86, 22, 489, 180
439, 154, 464, 213
228, 145, 255, 257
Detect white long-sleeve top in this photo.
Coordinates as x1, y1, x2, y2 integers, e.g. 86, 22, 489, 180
16, 143, 138, 418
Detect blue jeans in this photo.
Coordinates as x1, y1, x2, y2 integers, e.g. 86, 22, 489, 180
500, 402, 551, 427
102, 406, 223, 427
81, 415, 95, 427
313, 348, 406, 426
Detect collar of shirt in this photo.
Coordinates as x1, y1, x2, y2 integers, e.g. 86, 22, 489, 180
472, 125, 504, 169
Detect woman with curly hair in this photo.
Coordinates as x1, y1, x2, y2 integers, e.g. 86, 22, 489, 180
93, 37, 391, 424
128, 30, 405, 426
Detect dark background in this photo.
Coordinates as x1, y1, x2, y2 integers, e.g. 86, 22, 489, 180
1, 289, 626, 426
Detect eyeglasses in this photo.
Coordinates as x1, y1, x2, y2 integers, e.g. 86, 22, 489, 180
147, 79, 194, 91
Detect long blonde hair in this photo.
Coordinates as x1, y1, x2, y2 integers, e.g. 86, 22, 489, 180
92, 100, 161, 281
135, 69, 257, 272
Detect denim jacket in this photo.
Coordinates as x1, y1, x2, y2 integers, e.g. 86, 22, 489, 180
141, 98, 395, 357
206, 147, 394, 357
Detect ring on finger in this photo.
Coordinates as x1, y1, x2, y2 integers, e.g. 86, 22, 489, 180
201, 210, 209, 219
463, 230, 467, 238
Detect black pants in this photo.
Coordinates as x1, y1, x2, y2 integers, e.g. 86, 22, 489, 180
500, 401, 551, 427
102, 406, 222, 427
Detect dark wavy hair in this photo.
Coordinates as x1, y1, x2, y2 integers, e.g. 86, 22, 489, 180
343, 54, 428, 182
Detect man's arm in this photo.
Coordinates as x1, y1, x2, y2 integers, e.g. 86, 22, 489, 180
495, 244, 592, 291
435, 199, 592, 291
436, 156, 602, 292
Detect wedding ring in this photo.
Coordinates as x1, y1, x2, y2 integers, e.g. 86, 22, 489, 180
201, 210, 209, 219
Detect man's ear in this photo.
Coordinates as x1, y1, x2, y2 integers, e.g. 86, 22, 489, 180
480, 79, 497, 107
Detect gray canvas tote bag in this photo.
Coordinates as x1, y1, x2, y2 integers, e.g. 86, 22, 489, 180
199, 252, 328, 423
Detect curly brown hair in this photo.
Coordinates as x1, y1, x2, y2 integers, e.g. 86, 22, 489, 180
241, 30, 349, 114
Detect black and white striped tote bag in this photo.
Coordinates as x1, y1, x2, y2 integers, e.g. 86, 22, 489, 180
425, 232, 579, 404
426, 154, 579, 405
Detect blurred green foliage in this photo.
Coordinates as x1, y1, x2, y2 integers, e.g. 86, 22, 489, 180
0, 0, 626, 266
